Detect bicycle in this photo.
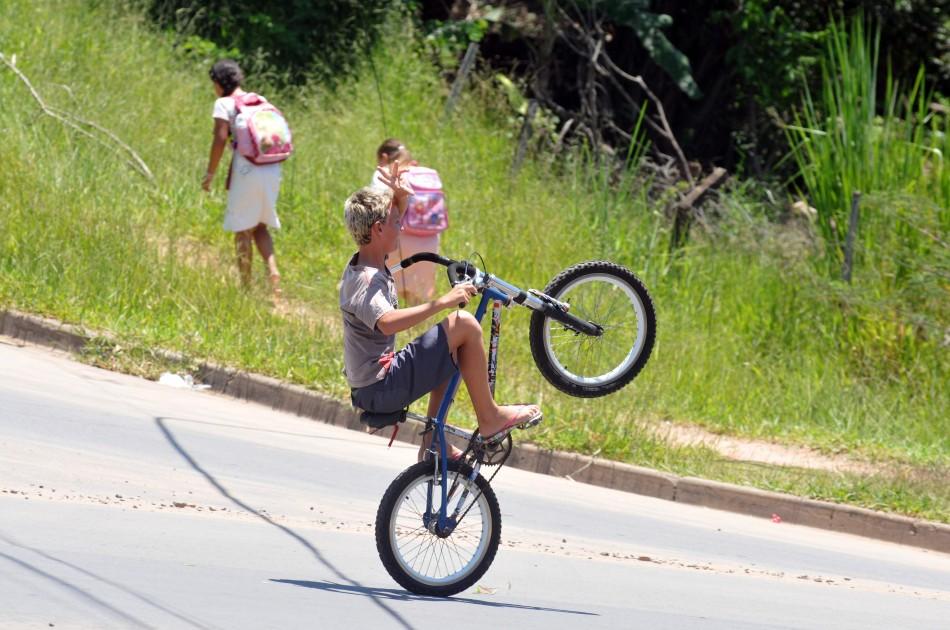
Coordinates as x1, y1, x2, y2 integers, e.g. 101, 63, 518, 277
360, 252, 656, 596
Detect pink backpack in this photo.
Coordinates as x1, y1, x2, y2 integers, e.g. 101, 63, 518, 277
231, 93, 293, 165
402, 166, 449, 236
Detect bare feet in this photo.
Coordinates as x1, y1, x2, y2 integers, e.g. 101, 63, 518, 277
418, 440, 464, 462
477, 404, 543, 441
269, 273, 282, 302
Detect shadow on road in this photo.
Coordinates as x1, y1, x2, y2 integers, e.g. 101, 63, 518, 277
270, 579, 599, 616
0, 533, 216, 629
0, 550, 153, 628
156, 416, 415, 630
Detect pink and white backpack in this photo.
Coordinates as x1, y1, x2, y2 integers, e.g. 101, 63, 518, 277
231, 93, 293, 165
402, 166, 449, 236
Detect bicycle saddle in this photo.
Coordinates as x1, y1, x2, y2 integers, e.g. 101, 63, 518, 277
359, 408, 407, 429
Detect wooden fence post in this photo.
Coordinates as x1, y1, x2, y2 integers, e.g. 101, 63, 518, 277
510, 99, 539, 177
668, 167, 728, 252
842, 191, 861, 283
444, 42, 480, 117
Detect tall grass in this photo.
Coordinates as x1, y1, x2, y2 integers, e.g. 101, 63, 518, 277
782, 14, 948, 457
786, 16, 949, 265
0, 1, 947, 520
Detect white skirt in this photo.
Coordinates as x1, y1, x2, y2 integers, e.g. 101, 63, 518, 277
223, 152, 282, 232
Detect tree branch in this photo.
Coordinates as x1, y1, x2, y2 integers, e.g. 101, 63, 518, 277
599, 51, 693, 186
1, 52, 154, 182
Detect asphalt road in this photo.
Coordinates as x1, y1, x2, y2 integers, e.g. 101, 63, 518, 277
1, 339, 947, 629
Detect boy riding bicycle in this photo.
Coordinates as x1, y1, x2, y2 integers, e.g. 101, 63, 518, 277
340, 163, 542, 459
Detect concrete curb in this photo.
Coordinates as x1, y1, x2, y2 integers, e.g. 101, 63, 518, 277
3, 308, 948, 554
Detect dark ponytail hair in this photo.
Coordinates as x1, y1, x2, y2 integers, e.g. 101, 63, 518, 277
376, 138, 406, 160
209, 59, 244, 96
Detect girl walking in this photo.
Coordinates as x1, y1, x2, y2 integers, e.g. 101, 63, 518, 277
202, 59, 283, 300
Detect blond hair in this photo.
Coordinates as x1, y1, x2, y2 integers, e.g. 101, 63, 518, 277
344, 187, 393, 246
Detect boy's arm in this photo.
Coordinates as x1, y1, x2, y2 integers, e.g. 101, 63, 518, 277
376, 284, 477, 335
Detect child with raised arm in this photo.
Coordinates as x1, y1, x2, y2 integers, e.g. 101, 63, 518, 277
372, 139, 442, 305
340, 163, 541, 460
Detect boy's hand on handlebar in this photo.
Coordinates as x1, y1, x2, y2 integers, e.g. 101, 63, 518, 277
439, 283, 477, 309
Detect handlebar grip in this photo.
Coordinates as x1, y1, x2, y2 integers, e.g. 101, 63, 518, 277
446, 261, 477, 287
399, 252, 454, 269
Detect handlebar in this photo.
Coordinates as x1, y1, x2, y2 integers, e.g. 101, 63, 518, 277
392, 252, 454, 269
389, 253, 603, 337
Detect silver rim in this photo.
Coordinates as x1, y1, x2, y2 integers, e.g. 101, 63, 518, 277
388, 471, 492, 588
543, 273, 647, 387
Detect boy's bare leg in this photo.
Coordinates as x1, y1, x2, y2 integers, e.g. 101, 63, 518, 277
235, 230, 253, 288
418, 380, 465, 461
426, 379, 448, 418
440, 311, 540, 438
417, 379, 464, 461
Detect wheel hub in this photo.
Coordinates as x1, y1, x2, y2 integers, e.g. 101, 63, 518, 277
423, 510, 458, 538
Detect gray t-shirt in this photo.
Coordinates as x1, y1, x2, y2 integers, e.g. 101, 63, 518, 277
340, 254, 398, 388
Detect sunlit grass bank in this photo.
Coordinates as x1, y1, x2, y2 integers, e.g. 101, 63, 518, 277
0, 1, 946, 521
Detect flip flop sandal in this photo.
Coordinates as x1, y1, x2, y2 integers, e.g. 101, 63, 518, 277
479, 405, 543, 446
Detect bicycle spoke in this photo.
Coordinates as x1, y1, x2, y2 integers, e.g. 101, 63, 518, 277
444, 544, 460, 578
446, 538, 469, 574
595, 294, 626, 327
430, 540, 446, 577
590, 279, 608, 317
396, 531, 428, 561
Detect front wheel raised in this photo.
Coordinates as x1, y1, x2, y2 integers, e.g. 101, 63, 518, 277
529, 261, 656, 397
375, 460, 501, 596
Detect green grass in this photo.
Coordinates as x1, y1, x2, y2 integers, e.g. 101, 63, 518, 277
785, 16, 949, 265
0, 1, 947, 522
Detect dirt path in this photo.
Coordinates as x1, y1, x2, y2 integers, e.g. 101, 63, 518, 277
650, 420, 877, 475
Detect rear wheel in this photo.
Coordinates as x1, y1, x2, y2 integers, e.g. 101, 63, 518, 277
529, 261, 656, 397
375, 460, 501, 596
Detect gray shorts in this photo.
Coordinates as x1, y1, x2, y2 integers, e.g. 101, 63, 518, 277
350, 323, 458, 413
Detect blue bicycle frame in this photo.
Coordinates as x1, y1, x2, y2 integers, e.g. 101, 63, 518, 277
424, 286, 508, 534
389, 251, 591, 534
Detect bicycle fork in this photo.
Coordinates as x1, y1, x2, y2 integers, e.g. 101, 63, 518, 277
423, 291, 507, 536
424, 453, 483, 537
